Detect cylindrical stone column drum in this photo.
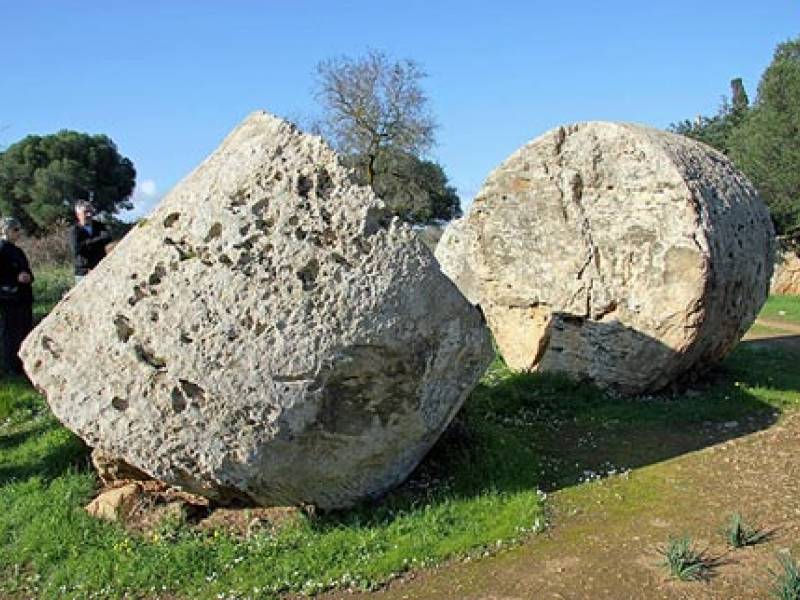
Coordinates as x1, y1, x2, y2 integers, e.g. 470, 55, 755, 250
436, 122, 775, 394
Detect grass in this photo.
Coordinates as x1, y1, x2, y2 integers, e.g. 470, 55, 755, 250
1, 364, 549, 599
1, 279, 799, 598
770, 553, 800, 600
657, 535, 710, 581
760, 294, 800, 324
722, 513, 770, 548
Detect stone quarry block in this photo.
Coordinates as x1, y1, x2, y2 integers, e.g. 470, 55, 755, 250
436, 122, 774, 393
85, 483, 143, 522
771, 245, 800, 295
22, 111, 493, 509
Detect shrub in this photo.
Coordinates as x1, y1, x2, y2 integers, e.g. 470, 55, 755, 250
32, 265, 73, 321
771, 553, 800, 600
723, 513, 769, 548
18, 223, 73, 269
657, 535, 709, 581
17, 218, 132, 271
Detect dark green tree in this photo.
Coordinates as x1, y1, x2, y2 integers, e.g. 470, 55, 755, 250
729, 38, 800, 235
346, 149, 461, 223
669, 78, 749, 155
0, 130, 136, 233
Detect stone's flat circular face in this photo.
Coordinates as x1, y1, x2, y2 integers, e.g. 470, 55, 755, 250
21, 111, 494, 509
436, 122, 774, 394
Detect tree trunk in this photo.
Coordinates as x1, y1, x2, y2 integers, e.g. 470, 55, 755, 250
367, 153, 376, 186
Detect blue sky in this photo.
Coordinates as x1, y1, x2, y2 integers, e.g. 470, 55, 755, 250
1, 1, 797, 219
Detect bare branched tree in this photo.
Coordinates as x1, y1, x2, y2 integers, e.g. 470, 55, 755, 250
315, 50, 436, 185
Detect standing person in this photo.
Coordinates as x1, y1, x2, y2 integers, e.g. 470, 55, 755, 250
70, 200, 111, 283
0, 218, 34, 376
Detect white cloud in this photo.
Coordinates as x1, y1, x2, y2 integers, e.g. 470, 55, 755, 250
121, 179, 161, 222
138, 179, 157, 196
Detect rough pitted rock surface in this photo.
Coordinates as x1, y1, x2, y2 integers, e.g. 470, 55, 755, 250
21, 111, 493, 510
771, 246, 800, 295
436, 122, 774, 394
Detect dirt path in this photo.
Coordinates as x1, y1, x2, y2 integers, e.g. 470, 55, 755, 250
745, 318, 800, 353
320, 326, 800, 600
754, 317, 800, 335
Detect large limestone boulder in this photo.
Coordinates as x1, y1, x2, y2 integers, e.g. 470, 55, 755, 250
436, 122, 774, 394
22, 111, 492, 510
771, 245, 800, 295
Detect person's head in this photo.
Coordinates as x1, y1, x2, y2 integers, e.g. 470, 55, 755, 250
74, 200, 94, 226
0, 217, 22, 242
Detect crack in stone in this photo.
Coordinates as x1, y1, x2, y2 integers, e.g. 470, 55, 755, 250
272, 372, 316, 383
552, 134, 609, 320
593, 299, 618, 320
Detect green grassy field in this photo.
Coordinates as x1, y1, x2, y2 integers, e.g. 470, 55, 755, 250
759, 294, 800, 324
1, 273, 799, 599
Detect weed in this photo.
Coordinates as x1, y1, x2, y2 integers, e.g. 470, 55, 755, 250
657, 535, 709, 581
770, 553, 800, 600
723, 513, 770, 548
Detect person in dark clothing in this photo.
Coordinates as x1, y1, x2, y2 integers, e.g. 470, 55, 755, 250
0, 217, 34, 375
70, 200, 111, 282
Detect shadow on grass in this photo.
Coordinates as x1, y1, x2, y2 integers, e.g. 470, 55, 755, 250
443, 369, 777, 497
0, 430, 88, 484
741, 334, 800, 355
335, 337, 800, 528
0, 421, 52, 451
0, 374, 90, 485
